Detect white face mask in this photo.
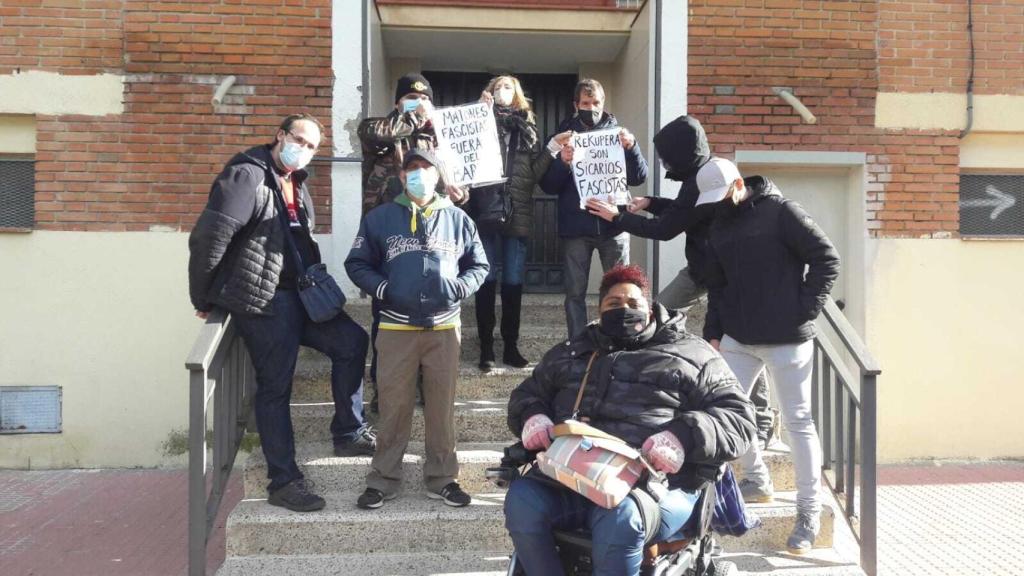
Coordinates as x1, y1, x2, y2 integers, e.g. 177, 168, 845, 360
280, 141, 314, 171
494, 87, 514, 107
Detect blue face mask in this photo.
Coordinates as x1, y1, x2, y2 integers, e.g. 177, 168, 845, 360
406, 168, 438, 201
402, 98, 421, 114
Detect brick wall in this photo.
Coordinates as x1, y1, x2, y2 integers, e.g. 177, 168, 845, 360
0, 0, 122, 75
879, 0, 1024, 95
688, 0, 960, 237
25, 0, 334, 233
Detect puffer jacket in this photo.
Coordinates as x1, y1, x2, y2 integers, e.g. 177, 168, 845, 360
467, 107, 548, 238
358, 109, 439, 214
539, 112, 648, 238
188, 145, 320, 315
703, 177, 840, 344
614, 116, 716, 286
345, 193, 489, 328
507, 304, 757, 490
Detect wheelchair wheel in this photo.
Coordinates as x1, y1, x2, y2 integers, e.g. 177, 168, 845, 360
707, 559, 737, 576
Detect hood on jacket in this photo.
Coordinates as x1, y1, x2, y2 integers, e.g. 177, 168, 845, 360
233, 144, 309, 188
583, 303, 690, 351
653, 116, 710, 182
394, 192, 454, 233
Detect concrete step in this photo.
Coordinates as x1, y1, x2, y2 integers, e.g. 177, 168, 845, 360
217, 551, 510, 576
721, 491, 836, 552
292, 359, 532, 403
291, 400, 516, 444
226, 491, 511, 557
243, 441, 507, 498
723, 549, 864, 576
225, 489, 832, 558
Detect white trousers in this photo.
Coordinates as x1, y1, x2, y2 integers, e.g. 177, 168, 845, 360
720, 335, 822, 513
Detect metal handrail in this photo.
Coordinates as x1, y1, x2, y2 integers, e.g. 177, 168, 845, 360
813, 296, 879, 576
187, 310, 255, 576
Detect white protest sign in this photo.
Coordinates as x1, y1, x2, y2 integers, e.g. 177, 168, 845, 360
571, 127, 629, 209
433, 102, 505, 187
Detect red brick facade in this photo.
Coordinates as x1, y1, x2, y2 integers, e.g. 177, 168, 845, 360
879, 0, 1024, 95
688, 0, 976, 237
3, 0, 1019, 236
4, 0, 334, 232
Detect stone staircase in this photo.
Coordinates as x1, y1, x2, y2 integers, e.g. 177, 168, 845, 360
218, 296, 865, 575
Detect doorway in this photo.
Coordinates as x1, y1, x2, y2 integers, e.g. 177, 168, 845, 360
427, 71, 578, 293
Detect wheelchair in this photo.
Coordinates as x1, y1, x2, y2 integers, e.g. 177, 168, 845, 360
488, 443, 737, 576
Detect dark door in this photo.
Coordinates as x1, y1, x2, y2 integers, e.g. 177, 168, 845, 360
425, 71, 577, 293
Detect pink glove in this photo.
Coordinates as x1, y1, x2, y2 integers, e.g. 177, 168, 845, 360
522, 414, 554, 451
642, 430, 685, 474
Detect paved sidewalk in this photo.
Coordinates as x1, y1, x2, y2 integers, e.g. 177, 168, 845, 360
876, 461, 1024, 576
0, 469, 242, 576
1, 462, 1022, 575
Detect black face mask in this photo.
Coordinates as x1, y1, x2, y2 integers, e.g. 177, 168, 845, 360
577, 109, 601, 128
599, 307, 651, 344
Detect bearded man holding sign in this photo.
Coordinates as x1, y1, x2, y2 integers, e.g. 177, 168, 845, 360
539, 78, 648, 339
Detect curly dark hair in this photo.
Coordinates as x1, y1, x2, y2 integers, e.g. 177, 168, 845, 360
598, 265, 652, 303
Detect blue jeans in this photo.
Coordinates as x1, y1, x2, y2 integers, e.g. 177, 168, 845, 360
234, 289, 370, 493
505, 474, 698, 576
480, 232, 527, 285
562, 233, 630, 339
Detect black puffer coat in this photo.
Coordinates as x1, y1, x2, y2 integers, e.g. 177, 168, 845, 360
468, 107, 546, 238
507, 304, 757, 490
188, 145, 320, 315
703, 177, 840, 344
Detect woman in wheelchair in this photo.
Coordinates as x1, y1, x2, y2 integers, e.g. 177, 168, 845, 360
504, 265, 757, 576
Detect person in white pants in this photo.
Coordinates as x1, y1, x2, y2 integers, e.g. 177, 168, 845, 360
695, 158, 840, 554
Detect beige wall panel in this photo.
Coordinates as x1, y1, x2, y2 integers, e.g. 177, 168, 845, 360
868, 239, 1024, 461
0, 232, 195, 468
0, 115, 36, 154
876, 93, 1024, 132
0, 72, 124, 116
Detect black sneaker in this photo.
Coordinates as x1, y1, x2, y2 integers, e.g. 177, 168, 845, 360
334, 427, 377, 457
356, 487, 396, 510
268, 479, 325, 512
428, 482, 471, 507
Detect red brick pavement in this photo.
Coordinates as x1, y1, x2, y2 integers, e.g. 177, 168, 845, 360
0, 469, 242, 576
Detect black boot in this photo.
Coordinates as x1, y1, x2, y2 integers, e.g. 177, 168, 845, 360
501, 283, 529, 368
476, 281, 497, 372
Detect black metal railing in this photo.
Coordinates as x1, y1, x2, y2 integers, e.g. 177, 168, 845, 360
812, 297, 881, 576
186, 310, 255, 576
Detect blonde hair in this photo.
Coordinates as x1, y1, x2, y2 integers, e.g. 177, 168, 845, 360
486, 75, 535, 124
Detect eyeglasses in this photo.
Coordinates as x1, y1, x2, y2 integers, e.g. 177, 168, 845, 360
286, 131, 318, 151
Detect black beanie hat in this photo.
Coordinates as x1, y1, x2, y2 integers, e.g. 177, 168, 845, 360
395, 73, 433, 104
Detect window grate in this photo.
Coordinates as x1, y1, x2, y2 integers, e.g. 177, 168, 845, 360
959, 174, 1024, 237
0, 157, 35, 229
0, 386, 62, 434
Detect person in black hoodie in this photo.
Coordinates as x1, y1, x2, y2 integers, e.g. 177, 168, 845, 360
539, 78, 648, 340
587, 115, 778, 450
697, 158, 840, 554
189, 114, 371, 513
504, 264, 755, 576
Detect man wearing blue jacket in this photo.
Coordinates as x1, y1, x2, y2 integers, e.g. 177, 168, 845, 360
345, 148, 489, 510
540, 78, 648, 339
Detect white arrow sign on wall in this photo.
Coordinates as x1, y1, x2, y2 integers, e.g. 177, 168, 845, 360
960, 185, 1016, 220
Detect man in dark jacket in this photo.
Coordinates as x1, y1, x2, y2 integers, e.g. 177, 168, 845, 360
540, 78, 648, 339
587, 115, 779, 450
346, 148, 489, 510
504, 264, 755, 576
188, 114, 371, 512
698, 158, 840, 554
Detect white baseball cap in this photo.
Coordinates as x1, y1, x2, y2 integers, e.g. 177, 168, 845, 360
695, 157, 743, 206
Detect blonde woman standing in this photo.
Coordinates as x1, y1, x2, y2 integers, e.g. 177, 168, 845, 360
471, 75, 551, 371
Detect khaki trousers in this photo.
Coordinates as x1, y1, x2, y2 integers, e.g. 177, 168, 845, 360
366, 327, 461, 494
